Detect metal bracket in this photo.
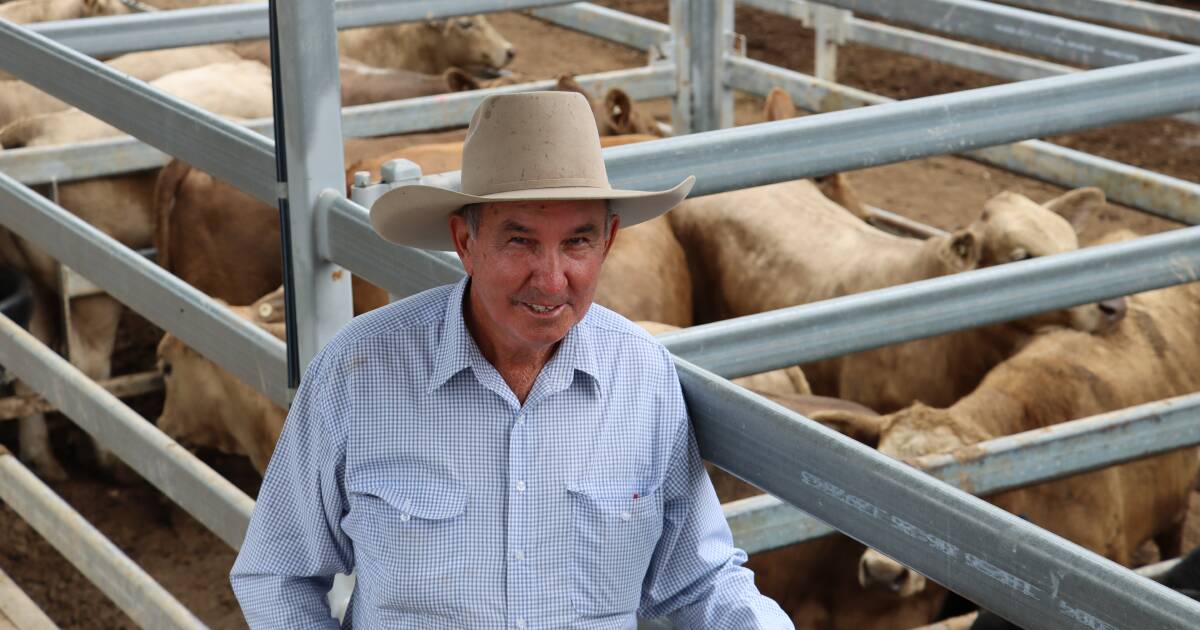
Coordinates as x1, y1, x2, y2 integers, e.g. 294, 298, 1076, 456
729, 31, 747, 57
807, 3, 851, 46
349, 159, 424, 211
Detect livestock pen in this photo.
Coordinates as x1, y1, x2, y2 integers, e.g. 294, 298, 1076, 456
0, 0, 1198, 628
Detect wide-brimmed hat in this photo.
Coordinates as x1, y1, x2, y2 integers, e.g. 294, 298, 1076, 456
368, 91, 694, 251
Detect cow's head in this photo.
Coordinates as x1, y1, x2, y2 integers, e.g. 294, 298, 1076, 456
972, 188, 1126, 334
426, 15, 515, 77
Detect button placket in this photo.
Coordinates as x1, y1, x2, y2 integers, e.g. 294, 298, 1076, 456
507, 406, 529, 627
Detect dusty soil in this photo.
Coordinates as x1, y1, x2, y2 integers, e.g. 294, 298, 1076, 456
1, 3, 1197, 628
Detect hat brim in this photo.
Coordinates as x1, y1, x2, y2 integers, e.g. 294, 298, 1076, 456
369, 176, 696, 251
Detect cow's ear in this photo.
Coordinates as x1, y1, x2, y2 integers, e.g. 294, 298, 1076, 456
764, 87, 796, 121
1044, 187, 1105, 234
444, 68, 479, 92
945, 228, 981, 270
555, 74, 592, 100
425, 19, 446, 31
603, 89, 633, 133
808, 409, 882, 447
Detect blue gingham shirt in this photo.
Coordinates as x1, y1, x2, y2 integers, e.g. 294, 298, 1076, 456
231, 278, 791, 629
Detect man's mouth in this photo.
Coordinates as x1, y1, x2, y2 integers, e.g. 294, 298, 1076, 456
522, 302, 565, 317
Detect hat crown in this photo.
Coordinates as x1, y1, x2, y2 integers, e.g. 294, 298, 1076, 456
461, 91, 611, 196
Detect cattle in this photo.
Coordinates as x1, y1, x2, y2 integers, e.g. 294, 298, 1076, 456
0, 44, 245, 128
156, 287, 286, 474
554, 75, 664, 137
343, 132, 692, 326
0, 0, 137, 24
338, 15, 515, 77
811, 261, 1200, 615
668, 174, 1126, 412
0, 60, 277, 479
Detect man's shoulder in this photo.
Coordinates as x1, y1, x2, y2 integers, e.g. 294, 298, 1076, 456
322, 283, 453, 357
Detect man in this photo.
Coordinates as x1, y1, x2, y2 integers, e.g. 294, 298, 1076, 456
231, 91, 791, 628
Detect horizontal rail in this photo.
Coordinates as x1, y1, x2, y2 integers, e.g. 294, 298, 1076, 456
341, 63, 675, 138
0, 447, 204, 629
0, 371, 161, 421
26, 0, 580, 57
726, 55, 1200, 224
1000, 0, 1200, 42
659, 223, 1200, 378
0, 172, 289, 406
680, 359, 1200, 629
725, 391, 1200, 554
0, 18, 276, 204
0, 314, 255, 548
324, 194, 464, 299
422, 53, 1200, 201
816, 0, 1198, 67
530, 2, 671, 51
0, 65, 670, 186
0, 564, 58, 630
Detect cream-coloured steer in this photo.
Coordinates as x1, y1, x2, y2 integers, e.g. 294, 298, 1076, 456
816, 272, 1200, 610
339, 15, 515, 76
0, 0, 137, 23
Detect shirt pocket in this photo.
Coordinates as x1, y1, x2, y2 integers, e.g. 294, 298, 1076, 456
347, 479, 468, 615
567, 483, 665, 616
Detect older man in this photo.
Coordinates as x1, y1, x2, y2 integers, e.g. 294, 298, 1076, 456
231, 92, 790, 628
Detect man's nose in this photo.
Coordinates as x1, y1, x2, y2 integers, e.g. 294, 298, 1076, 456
529, 250, 568, 295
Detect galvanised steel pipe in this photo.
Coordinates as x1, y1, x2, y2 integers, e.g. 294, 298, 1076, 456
0, 447, 206, 629
0, 315, 255, 551
0, 171, 290, 407
678, 359, 1200, 629
27, 0, 581, 57
725, 391, 1200, 554
983, 0, 1200, 44
421, 53, 1200, 196
0, 17, 277, 204
657, 224, 1200, 379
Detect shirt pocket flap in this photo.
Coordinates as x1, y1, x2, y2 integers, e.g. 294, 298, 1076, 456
353, 481, 467, 521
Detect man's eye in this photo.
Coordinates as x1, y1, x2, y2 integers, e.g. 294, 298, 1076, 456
509, 236, 530, 245
566, 237, 590, 247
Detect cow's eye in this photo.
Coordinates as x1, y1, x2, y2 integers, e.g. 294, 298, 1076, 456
458, 19, 473, 29
161, 362, 173, 377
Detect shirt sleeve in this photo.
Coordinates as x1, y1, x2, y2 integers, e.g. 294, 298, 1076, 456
230, 346, 353, 629
637, 349, 794, 629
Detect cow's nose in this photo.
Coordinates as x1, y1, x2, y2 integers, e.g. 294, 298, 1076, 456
504, 47, 516, 64
1099, 297, 1127, 326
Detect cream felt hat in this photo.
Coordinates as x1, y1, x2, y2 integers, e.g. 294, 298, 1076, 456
368, 91, 695, 251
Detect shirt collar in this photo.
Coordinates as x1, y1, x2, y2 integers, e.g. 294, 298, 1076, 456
427, 277, 601, 395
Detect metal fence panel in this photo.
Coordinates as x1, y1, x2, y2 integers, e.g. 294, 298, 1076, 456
0, 448, 205, 629
0, 19, 276, 204
0, 315, 255, 550
1001, 0, 1200, 42
816, 0, 1198, 66
530, 2, 670, 51
0, 172, 289, 406
677, 358, 1200, 629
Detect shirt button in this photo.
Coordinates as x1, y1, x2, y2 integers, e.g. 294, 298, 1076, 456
514, 549, 525, 561
399, 513, 411, 522
619, 511, 631, 521
515, 618, 526, 629
515, 480, 526, 492
515, 413, 525, 425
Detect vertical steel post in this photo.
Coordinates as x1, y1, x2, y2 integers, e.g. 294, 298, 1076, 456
810, 4, 850, 82
272, 0, 353, 380
670, 0, 733, 133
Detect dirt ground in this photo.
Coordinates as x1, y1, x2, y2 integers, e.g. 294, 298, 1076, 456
1, 3, 1197, 628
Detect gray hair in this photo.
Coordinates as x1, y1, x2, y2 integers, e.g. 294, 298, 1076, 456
456, 202, 616, 238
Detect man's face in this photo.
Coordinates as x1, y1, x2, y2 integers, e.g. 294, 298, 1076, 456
450, 199, 619, 355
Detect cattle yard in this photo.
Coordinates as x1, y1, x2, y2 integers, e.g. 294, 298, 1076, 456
0, 0, 1198, 628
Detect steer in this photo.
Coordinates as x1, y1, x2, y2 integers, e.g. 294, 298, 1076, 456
338, 14, 515, 77
811, 253, 1200, 620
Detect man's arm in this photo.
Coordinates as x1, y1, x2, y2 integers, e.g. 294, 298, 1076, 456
637, 349, 794, 629
230, 347, 354, 628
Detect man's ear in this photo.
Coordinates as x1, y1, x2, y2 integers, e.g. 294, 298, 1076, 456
602, 212, 621, 258
449, 213, 475, 275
